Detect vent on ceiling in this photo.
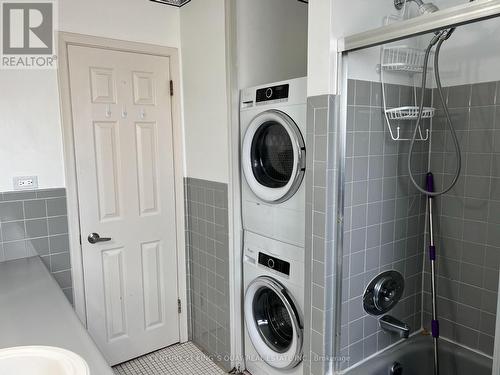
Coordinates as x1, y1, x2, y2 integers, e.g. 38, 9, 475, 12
152, 0, 305, 7
150, 0, 191, 7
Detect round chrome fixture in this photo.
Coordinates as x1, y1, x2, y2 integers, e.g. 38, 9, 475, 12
363, 271, 405, 315
390, 362, 404, 375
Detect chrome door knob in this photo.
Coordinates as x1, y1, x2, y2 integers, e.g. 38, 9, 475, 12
88, 233, 112, 244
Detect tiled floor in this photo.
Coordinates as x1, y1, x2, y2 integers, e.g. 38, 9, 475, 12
113, 342, 227, 375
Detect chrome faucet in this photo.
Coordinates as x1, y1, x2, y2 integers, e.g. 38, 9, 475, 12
379, 315, 410, 339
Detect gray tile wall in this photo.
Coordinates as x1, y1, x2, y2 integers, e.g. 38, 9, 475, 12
422, 80, 500, 356
0, 188, 72, 303
340, 79, 431, 369
184, 178, 231, 371
304, 95, 342, 375
306, 77, 500, 371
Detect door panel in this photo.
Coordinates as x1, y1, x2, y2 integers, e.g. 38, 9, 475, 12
133, 71, 156, 105
135, 122, 160, 215
141, 241, 163, 329
68, 45, 179, 365
90, 68, 117, 103
102, 247, 127, 341
93, 121, 122, 221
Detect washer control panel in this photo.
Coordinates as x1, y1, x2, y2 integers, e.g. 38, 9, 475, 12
256, 84, 289, 104
258, 252, 290, 276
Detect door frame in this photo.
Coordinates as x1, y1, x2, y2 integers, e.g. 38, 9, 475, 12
57, 32, 188, 343
225, 0, 245, 370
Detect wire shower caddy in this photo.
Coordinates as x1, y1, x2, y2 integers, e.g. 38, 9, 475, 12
380, 12, 434, 141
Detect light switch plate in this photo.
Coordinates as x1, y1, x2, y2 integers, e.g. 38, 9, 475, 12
13, 176, 38, 190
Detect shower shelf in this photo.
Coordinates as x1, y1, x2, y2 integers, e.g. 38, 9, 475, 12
385, 106, 435, 120
379, 15, 431, 142
381, 45, 433, 73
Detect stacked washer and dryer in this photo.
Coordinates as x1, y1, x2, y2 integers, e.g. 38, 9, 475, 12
240, 77, 307, 375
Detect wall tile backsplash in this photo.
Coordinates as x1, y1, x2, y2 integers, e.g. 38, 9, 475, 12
184, 178, 230, 371
422, 80, 500, 356
0, 188, 72, 303
333, 78, 500, 372
340, 79, 430, 369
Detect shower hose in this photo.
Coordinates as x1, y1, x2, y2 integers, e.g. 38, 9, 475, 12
406, 30, 461, 375
408, 30, 462, 196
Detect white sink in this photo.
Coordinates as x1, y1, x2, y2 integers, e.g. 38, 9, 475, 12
0, 346, 90, 375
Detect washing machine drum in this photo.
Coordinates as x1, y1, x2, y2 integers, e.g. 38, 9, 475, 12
245, 276, 303, 369
242, 110, 306, 203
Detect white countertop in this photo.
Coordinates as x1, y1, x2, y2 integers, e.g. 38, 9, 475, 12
0, 257, 114, 375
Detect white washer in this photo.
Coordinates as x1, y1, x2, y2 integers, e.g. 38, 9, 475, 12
240, 78, 307, 247
243, 231, 304, 375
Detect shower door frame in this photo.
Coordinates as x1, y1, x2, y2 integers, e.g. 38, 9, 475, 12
336, 2, 500, 373
340, 0, 500, 53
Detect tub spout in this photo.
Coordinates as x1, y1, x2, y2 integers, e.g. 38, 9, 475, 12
379, 315, 410, 339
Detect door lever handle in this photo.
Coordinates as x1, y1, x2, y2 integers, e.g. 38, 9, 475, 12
88, 233, 112, 244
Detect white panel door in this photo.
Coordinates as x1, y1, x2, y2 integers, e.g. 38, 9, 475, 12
67, 45, 179, 365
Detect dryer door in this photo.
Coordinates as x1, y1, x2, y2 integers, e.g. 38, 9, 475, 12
242, 110, 305, 203
244, 276, 303, 369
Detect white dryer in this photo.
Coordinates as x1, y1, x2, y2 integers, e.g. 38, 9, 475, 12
243, 231, 304, 375
240, 78, 307, 247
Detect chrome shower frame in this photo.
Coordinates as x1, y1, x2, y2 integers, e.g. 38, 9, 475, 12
335, 2, 500, 373
340, 0, 500, 52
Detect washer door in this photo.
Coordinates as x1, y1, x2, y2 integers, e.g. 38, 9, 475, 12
242, 110, 305, 203
244, 276, 303, 369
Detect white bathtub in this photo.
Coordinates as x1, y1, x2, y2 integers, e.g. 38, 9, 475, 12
345, 334, 492, 375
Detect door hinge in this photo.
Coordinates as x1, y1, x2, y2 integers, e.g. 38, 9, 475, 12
79, 234, 82, 245
170, 80, 174, 96
177, 298, 182, 314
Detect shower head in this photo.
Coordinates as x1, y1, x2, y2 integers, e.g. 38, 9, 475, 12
394, 0, 440, 15
418, 1, 440, 14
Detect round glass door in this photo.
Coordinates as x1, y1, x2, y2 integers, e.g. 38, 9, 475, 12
242, 110, 305, 203
250, 121, 295, 189
252, 286, 294, 353
244, 276, 303, 369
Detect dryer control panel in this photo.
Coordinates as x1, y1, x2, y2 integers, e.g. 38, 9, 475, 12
256, 84, 289, 104
240, 77, 306, 110
258, 252, 290, 276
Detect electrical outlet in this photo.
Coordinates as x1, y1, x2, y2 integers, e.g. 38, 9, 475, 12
13, 176, 38, 190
